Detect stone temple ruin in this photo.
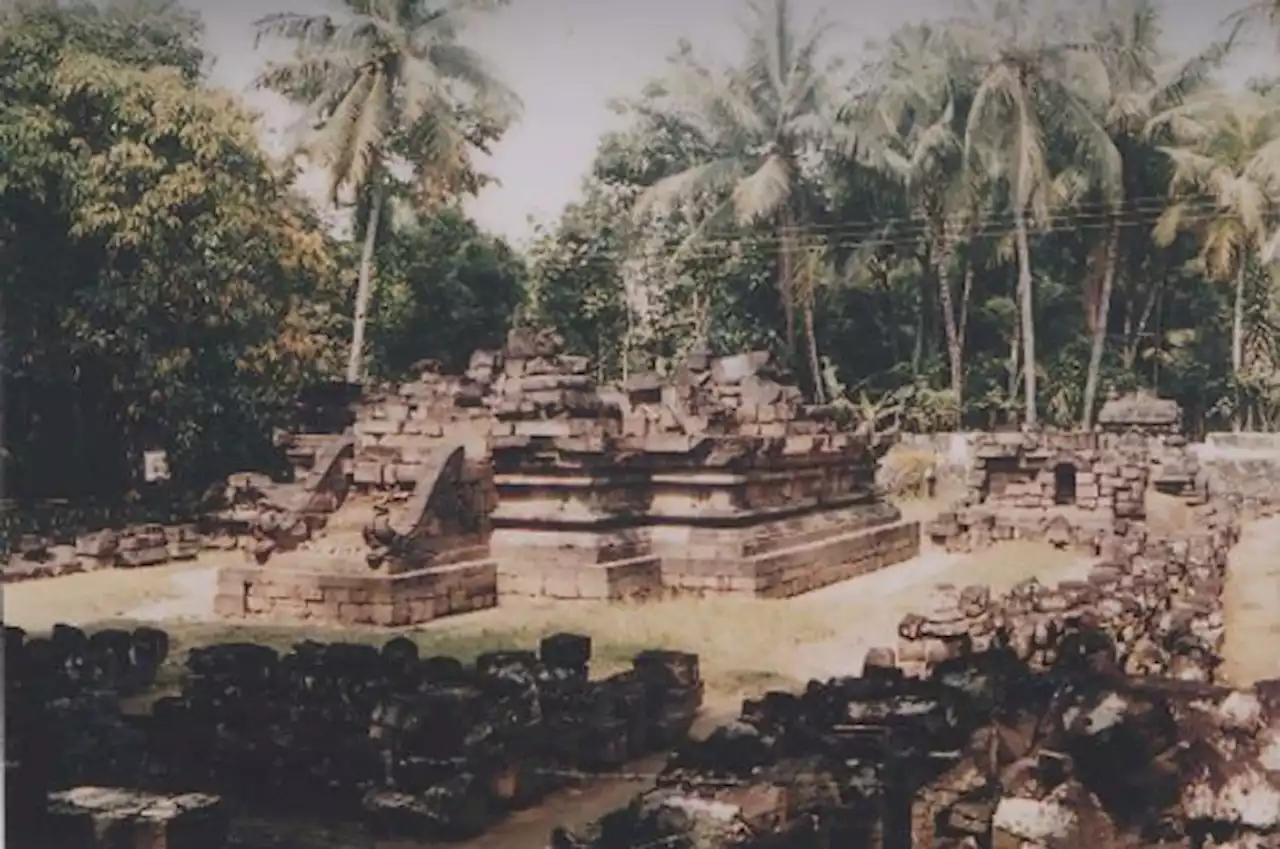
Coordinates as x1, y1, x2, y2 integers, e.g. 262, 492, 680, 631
5, 365, 1280, 849
213, 329, 920, 625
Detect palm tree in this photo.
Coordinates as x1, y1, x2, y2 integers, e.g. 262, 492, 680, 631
1150, 88, 1280, 430
1073, 0, 1240, 428
1226, 1, 1280, 44
253, 0, 519, 384
630, 0, 839, 396
950, 0, 1120, 427
856, 22, 988, 409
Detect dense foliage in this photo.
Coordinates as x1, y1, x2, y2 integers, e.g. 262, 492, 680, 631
0, 0, 520, 499
528, 0, 1280, 434
0, 5, 351, 497
4, 0, 1280, 504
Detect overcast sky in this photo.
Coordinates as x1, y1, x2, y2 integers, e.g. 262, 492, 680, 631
196, 0, 1275, 246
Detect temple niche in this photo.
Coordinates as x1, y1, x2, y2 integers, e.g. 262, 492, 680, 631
211, 329, 922, 624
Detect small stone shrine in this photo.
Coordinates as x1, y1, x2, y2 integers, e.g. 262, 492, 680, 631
925, 428, 1150, 552
214, 363, 500, 627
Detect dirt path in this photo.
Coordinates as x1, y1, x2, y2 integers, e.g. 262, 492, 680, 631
787, 541, 1093, 681
1220, 516, 1280, 687
230, 755, 669, 849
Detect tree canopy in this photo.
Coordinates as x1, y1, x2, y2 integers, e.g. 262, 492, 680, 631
5, 0, 1280, 504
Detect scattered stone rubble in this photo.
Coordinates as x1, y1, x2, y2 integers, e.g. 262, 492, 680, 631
900, 502, 1237, 682
557, 649, 1280, 849
3, 521, 204, 583
44, 787, 228, 849
556, 441, 1277, 849
5, 624, 704, 846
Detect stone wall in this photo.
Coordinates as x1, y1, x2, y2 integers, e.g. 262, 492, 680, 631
966, 431, 1148, 514
351, 354, 498, 478
901, 502, 1236, 681
214, 557, 497, 626
924, 430, 1154, 552
1195, 432, 1280, 516
4, 521, 205, 583
4, 626, 704, 845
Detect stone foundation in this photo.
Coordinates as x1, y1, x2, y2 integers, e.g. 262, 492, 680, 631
497, 553, 663, 600
493, 510, 921, 600
213, 557, 497, 627
926, 506, 1119, 553
658, 512, 921, 598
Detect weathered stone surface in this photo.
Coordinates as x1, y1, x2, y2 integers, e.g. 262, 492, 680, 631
558, 650, 1279, 849
906, 503, 1238, 682
4, 626, 704, 845
44, 787, 227, 849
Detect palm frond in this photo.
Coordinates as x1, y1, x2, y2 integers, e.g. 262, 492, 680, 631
1243, 134, 1280, 191
1152, 200, 1187, 248
907, 91, 959, 186
254, 12, 336, 49
1043, 79, 1123, 202
731, 153, 791, 223
425, 40, 522, 124
664, 50, 767, 141
308, 70, 376, 203
1146, 18, 1241, 116
632, 158, 745, 219
964, 62, 1017, 172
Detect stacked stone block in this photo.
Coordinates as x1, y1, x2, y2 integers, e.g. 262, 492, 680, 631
4, 523, 205, 583
926, 430, 1151, 552
559, 640, 1279, 849
213, 558, 496, 626
5, 626, 705, 846
351, 355, 498, 482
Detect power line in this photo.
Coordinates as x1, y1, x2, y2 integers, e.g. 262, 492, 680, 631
529, 196, 1238, 266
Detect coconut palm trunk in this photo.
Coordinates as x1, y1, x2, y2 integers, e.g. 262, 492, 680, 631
803, 298, 824, 403
1232, 261, 1246, 431
778, 205, 797, 356
1081, 218, 1120, 428
345, 182, 384, 384
935, 224, 965, 408
1013, 206, 1037, 426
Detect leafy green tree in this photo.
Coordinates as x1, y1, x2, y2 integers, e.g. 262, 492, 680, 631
253, 0, 520, 383
1152, 88, 1280, 430
525, 183, 633, 382
1, 7, 347, 497
628, 0, 842, 397
366, 208, 525, 379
